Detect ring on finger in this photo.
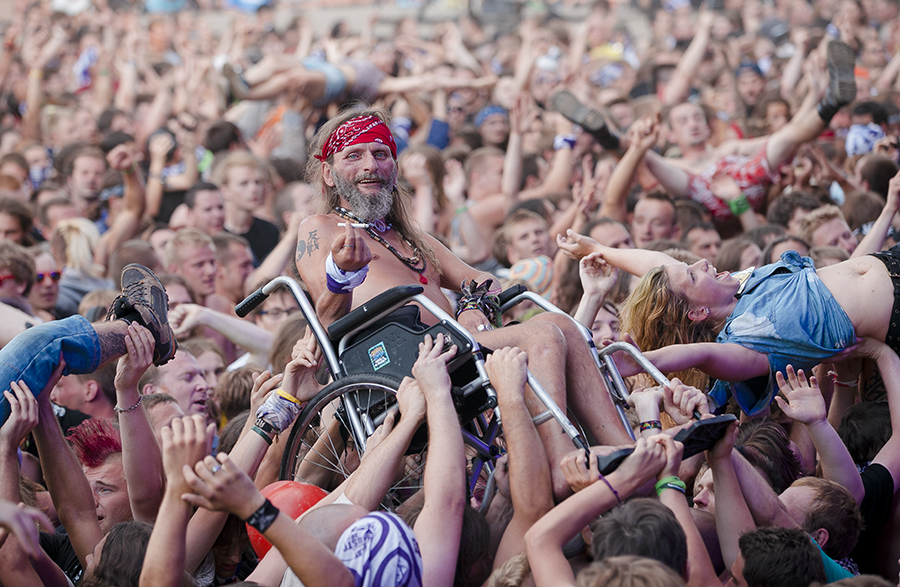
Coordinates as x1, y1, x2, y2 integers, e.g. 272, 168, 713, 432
344, 244, 355, 248
211, 464, 222, 474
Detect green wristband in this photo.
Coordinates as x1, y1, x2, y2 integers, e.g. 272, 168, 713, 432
727, 193, 751, 216
655, 476, 686, 496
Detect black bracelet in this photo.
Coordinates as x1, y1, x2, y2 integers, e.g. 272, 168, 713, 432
244, 498, 280, 534
251, 425, 273, 446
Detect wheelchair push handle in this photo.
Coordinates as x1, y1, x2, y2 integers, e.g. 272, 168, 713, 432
236, 287, 269, 317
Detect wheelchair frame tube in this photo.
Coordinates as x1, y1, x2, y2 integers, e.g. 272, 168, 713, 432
265, 276, 342, 377
502, 291, 635, 441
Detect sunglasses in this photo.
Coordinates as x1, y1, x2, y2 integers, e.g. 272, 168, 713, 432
36, 271, 62, 283
0, 274, 19, 286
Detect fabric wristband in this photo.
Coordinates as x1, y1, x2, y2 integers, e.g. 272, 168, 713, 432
325, 252, 368, 294
256, 393, 301, 433
655, 476, 687, 496
639, 420, 662, 432
554, 133, 577, 151
727, 193, 751, 216
244, 498, 280, 533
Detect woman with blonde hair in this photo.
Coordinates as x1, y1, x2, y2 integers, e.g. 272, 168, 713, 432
577, 556, 685, 587
558, 228, 898, 416
51, 218, 115, 317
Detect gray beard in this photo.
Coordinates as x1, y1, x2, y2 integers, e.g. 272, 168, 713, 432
334, 172, 396, 222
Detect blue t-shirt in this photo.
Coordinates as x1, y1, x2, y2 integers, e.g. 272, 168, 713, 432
709, 251, 856, 415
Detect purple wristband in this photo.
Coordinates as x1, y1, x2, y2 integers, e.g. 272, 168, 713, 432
326, 273, 347, 294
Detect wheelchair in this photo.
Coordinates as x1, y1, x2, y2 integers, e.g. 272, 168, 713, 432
236, 276, 672, 509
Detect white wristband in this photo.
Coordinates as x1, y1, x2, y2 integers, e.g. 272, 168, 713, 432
325, 252, 369, 293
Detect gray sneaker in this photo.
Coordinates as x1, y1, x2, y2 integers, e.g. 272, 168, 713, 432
109, 264, 176, 366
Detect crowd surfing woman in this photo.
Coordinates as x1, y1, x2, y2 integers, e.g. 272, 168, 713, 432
557, 229, 900, 416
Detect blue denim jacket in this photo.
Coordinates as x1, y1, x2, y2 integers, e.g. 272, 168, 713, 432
708, 251, 856, 416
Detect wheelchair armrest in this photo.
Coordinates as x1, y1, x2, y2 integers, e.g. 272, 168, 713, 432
498, 284, 527, 307
327, 285, 425, 342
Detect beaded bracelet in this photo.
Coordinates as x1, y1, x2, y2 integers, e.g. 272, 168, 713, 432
114, 394, 143, 413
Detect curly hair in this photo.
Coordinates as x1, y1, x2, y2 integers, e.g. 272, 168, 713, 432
621, 267, 721, 390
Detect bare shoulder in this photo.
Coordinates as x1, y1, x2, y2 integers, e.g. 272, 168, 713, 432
296, 214, 339, 265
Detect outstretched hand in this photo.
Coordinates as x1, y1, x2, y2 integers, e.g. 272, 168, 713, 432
115, 323, 155, 392
484, 346, 528, 401
0, 380, 39, 451
281, 327, 322, 403
774, 365, 826, 426
160, 415, 216, 492
411, 333, 457, 398
556, 229, 602, 260
579, 253, 618, 298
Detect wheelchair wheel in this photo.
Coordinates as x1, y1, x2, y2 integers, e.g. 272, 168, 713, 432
279, 372, 428, 505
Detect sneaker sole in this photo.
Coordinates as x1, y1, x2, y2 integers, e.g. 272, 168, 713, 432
827, 41, 857, 107
120, 263, 176, 367
549, 90, 608, 133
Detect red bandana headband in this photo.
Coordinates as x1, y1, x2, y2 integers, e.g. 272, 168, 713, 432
315, 115, 397, 161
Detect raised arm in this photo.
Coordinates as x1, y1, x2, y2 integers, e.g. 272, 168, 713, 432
115, 324, 165, 522
656, 435, 719, 587
557, 229, 678, 277
863, 339, 900, 489
32, 364, 104, 568
485, 347, 554, 569
661, 11, 714, 105
852, 169, 900, 258
168, 304, 273, 360
571, 253, 618, 332
706, 421, 758, 569
139, 415, 214, 587
774, 366, 864, 503
97, 145, 146, 270
183, 453, 354, 587
598, 116, 660, 223
525, 437, 667, 587
411, 334, 466, 587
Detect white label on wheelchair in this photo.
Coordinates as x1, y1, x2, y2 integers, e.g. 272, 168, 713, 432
368, 342, 391, 371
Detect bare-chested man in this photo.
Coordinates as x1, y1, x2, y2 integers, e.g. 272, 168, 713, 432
295, 110, 632, 499
642, 42, 856, 232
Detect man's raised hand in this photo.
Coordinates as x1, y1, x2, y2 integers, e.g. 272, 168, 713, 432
331, 222, 372, 273
115, 323, 155, 393
161, 415, 215, 492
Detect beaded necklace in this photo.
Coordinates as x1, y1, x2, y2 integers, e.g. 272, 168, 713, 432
333, 207, 429, 284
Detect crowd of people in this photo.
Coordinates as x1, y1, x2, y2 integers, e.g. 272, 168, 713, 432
1, 0, 900, 585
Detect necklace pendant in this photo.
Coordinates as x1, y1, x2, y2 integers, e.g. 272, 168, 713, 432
420, 275, 428, 285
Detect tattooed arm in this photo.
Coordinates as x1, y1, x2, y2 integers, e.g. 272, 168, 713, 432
295, 215, 371, 327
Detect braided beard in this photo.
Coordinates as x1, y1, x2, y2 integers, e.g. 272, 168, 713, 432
334, 171, 396, 223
